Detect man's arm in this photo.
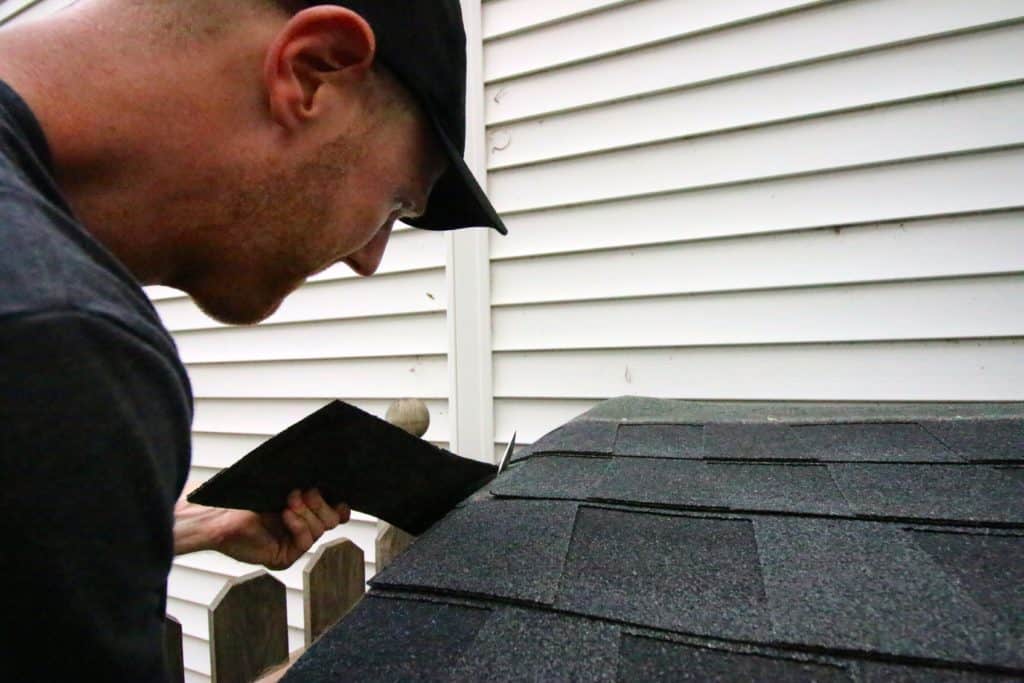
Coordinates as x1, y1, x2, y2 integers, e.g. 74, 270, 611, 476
174, 484, 351, 569
0, 309, 191, 681
0, 307, 353, 683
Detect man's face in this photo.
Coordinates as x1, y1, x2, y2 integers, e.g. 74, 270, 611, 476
178, 73, 447, 325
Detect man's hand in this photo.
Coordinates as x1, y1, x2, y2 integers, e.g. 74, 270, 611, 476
174, 487, 351, 570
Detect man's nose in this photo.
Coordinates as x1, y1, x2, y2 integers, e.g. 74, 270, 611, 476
344, 224, 393, 276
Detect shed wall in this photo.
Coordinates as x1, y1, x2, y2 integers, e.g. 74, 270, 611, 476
481, 0, 1024, 457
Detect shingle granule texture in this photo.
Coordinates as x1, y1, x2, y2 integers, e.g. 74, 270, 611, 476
284, 398, 1024, 682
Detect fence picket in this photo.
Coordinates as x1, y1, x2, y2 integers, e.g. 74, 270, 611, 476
208, 571, 288, 683
303, 538, 366, 647
163, 614, 184, 683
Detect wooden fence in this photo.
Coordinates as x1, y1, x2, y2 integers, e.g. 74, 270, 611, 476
164, 527, 416, 683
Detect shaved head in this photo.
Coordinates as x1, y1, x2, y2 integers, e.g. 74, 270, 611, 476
140, 0, 300, 41
56, 0, 296, 58
116, 0, 418, 119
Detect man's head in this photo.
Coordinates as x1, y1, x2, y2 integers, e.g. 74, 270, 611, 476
0, 0, 501, 324
164, 1, 454, 324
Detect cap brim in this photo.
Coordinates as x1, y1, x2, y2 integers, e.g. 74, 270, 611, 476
406, 118, 508, 235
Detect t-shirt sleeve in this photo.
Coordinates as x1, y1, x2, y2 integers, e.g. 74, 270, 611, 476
0, 309, 191, 681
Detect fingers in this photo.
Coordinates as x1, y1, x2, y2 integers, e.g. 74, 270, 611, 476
282, 489, 350, 552
281, 506, 314, 556
302, 489, 343, 530
335, 503, 351, 524
286, 489, 323, 546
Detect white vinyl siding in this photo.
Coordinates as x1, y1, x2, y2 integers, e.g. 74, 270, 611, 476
482, 0, 1024, 450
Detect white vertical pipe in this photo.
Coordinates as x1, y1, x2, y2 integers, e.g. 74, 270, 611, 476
445, 0, 495, 462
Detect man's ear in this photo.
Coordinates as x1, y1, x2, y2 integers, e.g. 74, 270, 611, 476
264, 6, 376, 130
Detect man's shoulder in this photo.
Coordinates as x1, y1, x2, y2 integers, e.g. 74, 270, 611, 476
0, 169, 179, 365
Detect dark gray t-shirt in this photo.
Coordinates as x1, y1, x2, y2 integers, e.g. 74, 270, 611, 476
0, 80, 192, 680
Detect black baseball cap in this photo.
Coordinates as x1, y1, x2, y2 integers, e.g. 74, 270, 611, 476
310, 0, 507, 235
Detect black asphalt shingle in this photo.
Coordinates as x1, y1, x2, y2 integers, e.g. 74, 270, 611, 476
496, 458, 854, 516
285, 595, 490, 682
614, 423, 703, 457
448, 608, 620, 682
910, 530, 1024, 647
370, 499, 577, 605
581, 398, 1024, 424
285, 398, 1024, 682
859, 663, 1020, 682
617, 634, 853, 682
922, 419, 1024, 463
516, 419, 618, 461
703, 422, 818, 461
492, 456, 1024, 526
754, 517, 1018, 667
1000, 466, 1024, 484
490, 455, 607, 499
791, 423, 960, 462
186, 400, 496, 535
592, 459, 853, 516
829, 463, 1024, 525
556, 506, 772, 641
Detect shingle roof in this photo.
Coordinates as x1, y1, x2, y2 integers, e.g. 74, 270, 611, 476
284, 397, 1024, 682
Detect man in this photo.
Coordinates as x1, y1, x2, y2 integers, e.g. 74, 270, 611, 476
0, 0, 506, 679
